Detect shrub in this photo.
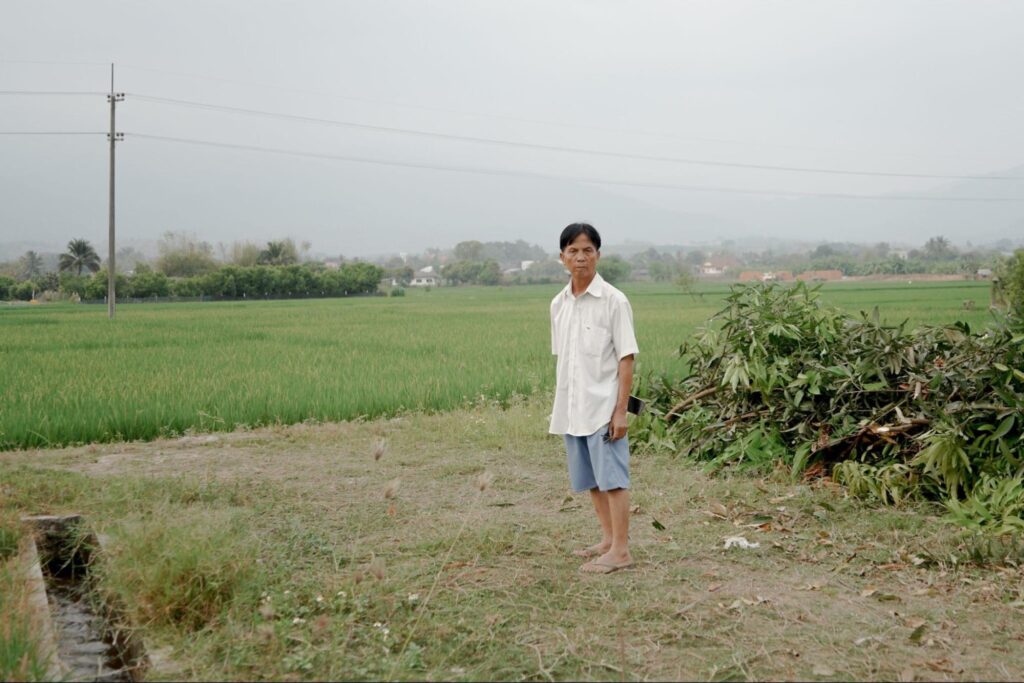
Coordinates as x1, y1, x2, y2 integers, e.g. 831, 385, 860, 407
997, 249, 1024, 314
12, 281, 34, 301
634, 283, 1024, 531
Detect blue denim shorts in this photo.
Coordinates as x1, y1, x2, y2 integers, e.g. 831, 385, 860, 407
563, 424, 630, 492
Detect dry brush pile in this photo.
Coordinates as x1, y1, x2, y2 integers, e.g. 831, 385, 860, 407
634, 283, 1024, 533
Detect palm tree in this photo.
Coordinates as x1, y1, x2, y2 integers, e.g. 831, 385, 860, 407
59, 239, 101, 276
258, 240, 298, 266
20, 250, 44, 279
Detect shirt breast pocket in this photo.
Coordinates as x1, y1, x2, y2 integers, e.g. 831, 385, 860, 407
582, 324, 611, 357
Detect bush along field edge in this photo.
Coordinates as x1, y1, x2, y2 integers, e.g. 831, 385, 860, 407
632, 282, 1024, 541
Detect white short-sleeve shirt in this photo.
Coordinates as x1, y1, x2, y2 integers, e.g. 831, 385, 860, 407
549, 272, 639, 437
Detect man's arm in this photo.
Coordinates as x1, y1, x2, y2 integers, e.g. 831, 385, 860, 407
608, 354, 634, 441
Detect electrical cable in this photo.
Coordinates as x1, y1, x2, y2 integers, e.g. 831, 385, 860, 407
126, 93, 1023, 182
112, 63, 998, 163
0, 59, 110, 67
127, 132, 1024, 203
119, 64, 816, 150
0, 131, 107, 135
0, 90, 108, 96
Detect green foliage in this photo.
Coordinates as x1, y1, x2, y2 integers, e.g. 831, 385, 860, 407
0, 275, 13, 300
58, 272, 89, 297
158, 263, 385, 299
258, 239, 299, 266
634, 282, 1024, 533
58, 238, 101, 276
83, 269, 129, 300
125, 265, 171, 298
673, 270, 698, 295
945, 475, 1024, 535
12, 281, 35, 301
441, 259, 501, 286
598, 255, 631, 284
19, 251, 43, 280
997, 249, 1024, 314
156, 230, 218, 277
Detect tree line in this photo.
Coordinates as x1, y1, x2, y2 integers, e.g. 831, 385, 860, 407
0, 236, 382, 302
2, 232, 1019, 302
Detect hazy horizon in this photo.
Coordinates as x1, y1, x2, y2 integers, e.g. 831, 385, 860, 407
3, 1, 1024, 257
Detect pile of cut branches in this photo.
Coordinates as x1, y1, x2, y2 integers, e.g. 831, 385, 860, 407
634, 283, 1024, 531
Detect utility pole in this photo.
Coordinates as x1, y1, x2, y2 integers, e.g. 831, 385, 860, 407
107, 63, 124, 319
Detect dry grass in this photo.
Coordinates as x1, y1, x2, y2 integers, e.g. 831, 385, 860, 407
2, 397, 1024, 681
0, 519, 52, 682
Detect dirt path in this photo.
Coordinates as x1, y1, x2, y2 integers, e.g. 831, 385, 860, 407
4, 401, 1023, 681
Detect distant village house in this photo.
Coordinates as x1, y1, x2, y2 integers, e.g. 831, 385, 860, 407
409, 266, 440, 287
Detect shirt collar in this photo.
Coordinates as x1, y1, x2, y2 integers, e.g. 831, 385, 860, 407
562, 272, 605, 299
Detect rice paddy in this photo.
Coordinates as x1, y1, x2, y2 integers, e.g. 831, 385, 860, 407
0, 280, 994, 450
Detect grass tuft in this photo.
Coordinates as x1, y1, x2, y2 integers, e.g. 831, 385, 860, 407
97, 510, 261, 631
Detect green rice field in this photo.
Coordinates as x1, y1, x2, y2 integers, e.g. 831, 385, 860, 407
0, 280, 995, 450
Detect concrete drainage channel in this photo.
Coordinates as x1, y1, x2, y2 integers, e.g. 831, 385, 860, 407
20, 515, 149, 682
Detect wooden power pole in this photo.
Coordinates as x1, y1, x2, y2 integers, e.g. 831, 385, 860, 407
107, 64, 124, 319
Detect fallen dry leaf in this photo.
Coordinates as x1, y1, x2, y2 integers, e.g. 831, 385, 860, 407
860, 587, 878, 598
812, 664, 834, 676
924, 658, 957, 673
897, 668, 915, 682
799, 580, 827, 591
904, 617, 926, 629
708, 500, 729, 518
707, 583, 723, 593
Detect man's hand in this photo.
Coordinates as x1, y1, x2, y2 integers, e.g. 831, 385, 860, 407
608, 407, 628, 441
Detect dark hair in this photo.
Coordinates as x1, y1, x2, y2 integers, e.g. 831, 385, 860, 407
559, 223, 601, 252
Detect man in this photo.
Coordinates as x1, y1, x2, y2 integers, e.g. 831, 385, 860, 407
549, 223, 639, 574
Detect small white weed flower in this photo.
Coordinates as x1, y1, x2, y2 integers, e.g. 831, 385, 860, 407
408, 593, 420, 603
292, 617, 305, 625
315, 595, 324, 603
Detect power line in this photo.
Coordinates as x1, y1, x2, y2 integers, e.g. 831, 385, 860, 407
127, 93, 1023, 182
0, 90, 108, 96
0, 59, 110, 67
119, 63, 805, 150
0, 131, 106, 135
127, 132, 1024, 203
114, 63, 989, 164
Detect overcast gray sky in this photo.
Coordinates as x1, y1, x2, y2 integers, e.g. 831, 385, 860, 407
3, 0, 1024, 257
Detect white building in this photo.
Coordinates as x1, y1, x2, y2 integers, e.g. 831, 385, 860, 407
409, 269, 439, 287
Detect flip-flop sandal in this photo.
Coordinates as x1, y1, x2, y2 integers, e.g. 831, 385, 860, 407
580, 559, 634, 574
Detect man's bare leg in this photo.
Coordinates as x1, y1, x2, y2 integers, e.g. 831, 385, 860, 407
577, 489, 613, 557
582, 488, 632, 571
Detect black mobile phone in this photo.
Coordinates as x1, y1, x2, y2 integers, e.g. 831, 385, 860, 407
627, 395, 645, 415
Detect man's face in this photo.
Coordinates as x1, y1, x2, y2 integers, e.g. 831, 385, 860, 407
560, 233, 600, 280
